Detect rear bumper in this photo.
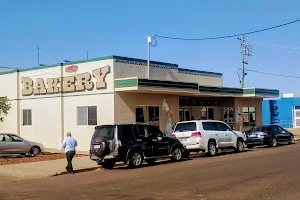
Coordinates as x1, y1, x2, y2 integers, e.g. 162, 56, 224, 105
245, 136, 271, 145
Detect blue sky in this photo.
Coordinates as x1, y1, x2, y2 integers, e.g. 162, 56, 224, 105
1, 0, 299, 93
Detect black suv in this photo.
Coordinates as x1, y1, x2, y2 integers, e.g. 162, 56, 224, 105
89, 123, 187, 169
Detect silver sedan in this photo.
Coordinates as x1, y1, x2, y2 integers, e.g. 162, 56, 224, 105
0, 133, 44, 156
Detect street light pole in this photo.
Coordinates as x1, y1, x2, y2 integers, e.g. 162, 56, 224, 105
147, 36, 151, 79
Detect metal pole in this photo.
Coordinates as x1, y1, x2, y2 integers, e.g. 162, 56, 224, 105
37, 46, 41, 66
147, 36, 151, 79
86, 51, 89, 59
241, 35, 245, 88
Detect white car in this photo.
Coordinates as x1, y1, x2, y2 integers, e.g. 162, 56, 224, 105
171, 120, 246, 156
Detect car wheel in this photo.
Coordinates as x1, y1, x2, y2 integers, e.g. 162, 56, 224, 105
289, 136, 295, 144
206, 141, 217, 157
247, 144, 254, 149
129, 151, 143, 168
269, 137, 278, 147
101, 160, 115, 170
145, 158, 156, 165
31, 147, 40, 156
171, 147, 183, 161
235, 139, 244, 152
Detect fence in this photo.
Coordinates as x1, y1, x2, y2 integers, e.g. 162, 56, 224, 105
262, 120, 294, 129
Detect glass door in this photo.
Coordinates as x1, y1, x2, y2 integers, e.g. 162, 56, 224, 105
179, 108, 191, 121
293, 106, 300, 128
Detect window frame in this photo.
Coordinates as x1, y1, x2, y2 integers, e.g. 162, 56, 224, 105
22, 109, 32, 126
77, 106, 97, 126
242, 107, 256, 127
135, 105, 160, 128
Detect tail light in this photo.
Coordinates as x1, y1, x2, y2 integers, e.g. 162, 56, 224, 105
170, 134, 176, 138
261, 131, 268, 136
191, 132, 201, 137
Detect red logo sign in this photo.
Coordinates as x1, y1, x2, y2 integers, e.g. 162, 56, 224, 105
65, 65, 78, 73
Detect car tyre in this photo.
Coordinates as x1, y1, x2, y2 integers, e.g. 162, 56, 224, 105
206, 141, 217, 157
247, 144, 254, 149
31, 147, 40, 157
171, 146, 183, 162
101, 160, 115, 170
269, 137, 278, 147
129, 151, 143, 168
289, 136, 295, 144
235, 139, 244, 152
145, 159, 156, 165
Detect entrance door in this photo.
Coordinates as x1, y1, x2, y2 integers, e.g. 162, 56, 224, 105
293, 106, 300, 128
179, 109, 191, 122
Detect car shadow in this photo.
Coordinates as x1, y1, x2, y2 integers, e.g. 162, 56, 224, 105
112, 158, 191, 170
188, 149, 253, 159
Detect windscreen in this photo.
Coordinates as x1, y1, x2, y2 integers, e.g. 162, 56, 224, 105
249, 126, 266, 132
92, 126, 115, 141
174, 122, 197, 132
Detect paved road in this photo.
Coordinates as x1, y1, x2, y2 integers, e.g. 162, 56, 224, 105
1, 143, 300, 200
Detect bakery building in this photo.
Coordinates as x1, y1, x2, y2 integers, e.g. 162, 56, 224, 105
0, 55, 279, 151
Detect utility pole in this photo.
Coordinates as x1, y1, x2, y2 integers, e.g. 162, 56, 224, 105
237, 35, 253, 88
37, 46, 41, 66
86, 51, 89, 59
241, 35, 245, 88
147, 36, 151, 78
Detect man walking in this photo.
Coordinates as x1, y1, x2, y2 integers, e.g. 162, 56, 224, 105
62, 132, 78, 174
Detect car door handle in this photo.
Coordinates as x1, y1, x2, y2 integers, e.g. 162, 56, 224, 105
225, 134, 228, 136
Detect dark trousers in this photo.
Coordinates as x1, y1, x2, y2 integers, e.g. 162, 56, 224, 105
66, 151, 75, 173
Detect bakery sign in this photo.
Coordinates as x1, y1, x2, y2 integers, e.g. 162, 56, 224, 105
21, 65, 110, 96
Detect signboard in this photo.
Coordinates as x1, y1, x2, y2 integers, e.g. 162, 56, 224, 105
21, 65, 110, 96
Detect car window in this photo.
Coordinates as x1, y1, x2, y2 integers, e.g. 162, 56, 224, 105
0, 134, 5, 142
132, 125, 141, 139
92, 126, 115, 141
118, 125, 135, 143
202, 122, 213, 131
4, 135, 13, 142
137, 125, 149, 138
147, 126, 163, 138
211, 122, 221, 131
217, 122, 231, 131
276, 126, 284, 132
271, 126, 279, 132
10, 135, 23, 142
174, 122, 197, 132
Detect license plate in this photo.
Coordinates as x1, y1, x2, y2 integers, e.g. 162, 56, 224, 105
250, 135, 257, 138
94, 145, 101, 149
180, 138, 187, 142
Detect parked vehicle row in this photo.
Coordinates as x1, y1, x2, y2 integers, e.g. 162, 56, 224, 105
0, 133, 44, 156
89, 121, 295, 169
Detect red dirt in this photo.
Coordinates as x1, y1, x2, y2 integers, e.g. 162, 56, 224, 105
0, 152, 86, 166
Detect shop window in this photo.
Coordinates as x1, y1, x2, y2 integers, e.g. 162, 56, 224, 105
77, 106, 97, 125
136, 106, 159, 128
22, 109, 32, 126
223, 107, 234, 123
200, 107, 214, 120
242, 107, 256, 127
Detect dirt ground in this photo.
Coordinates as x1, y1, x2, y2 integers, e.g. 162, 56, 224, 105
0, 152, 86, 166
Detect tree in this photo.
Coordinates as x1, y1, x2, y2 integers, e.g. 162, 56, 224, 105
0, 97, 11, 122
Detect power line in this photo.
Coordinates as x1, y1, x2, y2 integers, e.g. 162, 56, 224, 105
245, 69, 300, 79
250, 41, 300, 54
250, 40, 300, 51
154, 19, 300, 41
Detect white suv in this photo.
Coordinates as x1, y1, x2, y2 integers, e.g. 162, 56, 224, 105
171, 120, 246, 156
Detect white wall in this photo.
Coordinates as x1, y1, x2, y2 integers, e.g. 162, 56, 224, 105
0, 72, 18, 133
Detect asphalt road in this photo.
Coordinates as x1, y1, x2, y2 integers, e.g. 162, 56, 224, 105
1, 143, 300, 200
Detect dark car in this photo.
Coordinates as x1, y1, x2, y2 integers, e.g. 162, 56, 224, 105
244, 125, 295, 148
89, 123, 187, 169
